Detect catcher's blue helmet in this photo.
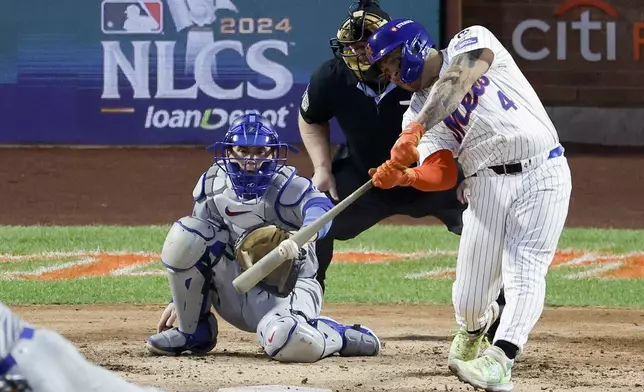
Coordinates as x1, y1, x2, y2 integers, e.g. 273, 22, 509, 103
365, 18, 435, 84
208, 113, 297, 202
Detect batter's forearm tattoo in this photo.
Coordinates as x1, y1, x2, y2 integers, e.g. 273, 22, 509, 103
415, 49, 484, 130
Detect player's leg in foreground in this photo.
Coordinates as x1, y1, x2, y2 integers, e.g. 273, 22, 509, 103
446, 174, 506, 369
255, 245, 380, 363
450, 157, 572, 391
0, 303, 163, 392
146, 216, 228, 355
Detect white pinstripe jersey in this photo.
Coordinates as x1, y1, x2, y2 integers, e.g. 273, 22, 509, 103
404, 25, 560, 177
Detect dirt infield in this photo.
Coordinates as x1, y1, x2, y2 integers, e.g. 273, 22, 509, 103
11, 304, 644, 392
1, 144, 643, 228
2, 145, 644, 391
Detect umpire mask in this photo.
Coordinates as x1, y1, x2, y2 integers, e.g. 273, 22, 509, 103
330, 0, 390, 88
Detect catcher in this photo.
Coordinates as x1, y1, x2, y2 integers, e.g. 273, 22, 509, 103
146, 113, 380, 362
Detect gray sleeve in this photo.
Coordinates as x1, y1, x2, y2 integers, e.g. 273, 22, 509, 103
0, 302, 28, 358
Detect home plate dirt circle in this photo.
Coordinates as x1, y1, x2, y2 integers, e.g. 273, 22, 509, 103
217, 387, 331, 392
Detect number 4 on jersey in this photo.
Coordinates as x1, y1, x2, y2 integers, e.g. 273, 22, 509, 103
497, 90, 517, 111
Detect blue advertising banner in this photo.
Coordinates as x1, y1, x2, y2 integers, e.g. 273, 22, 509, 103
0, 0, 441, 145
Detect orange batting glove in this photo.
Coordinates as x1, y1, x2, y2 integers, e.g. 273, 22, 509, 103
368, 160, 418, 189
390, 121, 425, 167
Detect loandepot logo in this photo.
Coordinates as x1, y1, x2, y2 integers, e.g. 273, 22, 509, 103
143, 106, 291, 130
512, 0, 644, 61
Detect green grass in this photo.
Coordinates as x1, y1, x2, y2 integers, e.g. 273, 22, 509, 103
0, 226, 169, 254
0, 225, 643, 307
0, 277, 169, 304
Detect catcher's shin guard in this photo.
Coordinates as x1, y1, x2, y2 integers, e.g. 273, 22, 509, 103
160, 216, 228, 334
258, 313, 340, 363
257, 313, 380, 363
312, 317, 381, 357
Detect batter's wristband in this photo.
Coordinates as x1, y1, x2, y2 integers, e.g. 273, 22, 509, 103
400, 121, 425, 143
403, 169, 418, 186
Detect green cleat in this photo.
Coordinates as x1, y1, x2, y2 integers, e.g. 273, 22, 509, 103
451, 345, 514, 392
448, 301, 499, 369
447, 328, 488, 368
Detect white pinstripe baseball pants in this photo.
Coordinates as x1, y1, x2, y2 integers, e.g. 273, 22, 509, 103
452, 155, 572, 350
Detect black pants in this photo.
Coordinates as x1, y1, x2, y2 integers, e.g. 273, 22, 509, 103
315, 150, 467, 290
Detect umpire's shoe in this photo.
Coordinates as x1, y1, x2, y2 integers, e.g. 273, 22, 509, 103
146, 313, 218, 356
448, 301, 500, 369
313, 317, 381, 357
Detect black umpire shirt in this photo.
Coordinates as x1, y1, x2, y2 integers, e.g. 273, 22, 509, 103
300, 58, 413, 180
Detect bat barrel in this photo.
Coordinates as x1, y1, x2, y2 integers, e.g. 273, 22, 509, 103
232, 245, 285, 293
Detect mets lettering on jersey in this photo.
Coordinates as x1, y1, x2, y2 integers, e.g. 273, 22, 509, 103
101, 0, 163, 34
442, 76, 518, 143
443, 76, 490, 143
408, 25, 560, 178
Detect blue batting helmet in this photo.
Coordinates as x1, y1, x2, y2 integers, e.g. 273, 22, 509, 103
365, 18, 434, 84
208, 113, 296, 202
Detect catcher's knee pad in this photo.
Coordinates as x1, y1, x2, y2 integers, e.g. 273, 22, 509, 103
257, 314, 328, 363
162, 216, 229, 271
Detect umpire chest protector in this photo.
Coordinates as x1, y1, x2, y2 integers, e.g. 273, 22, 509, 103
301, 58, 413, 175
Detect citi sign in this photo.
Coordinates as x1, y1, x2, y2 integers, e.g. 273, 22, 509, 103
512, 0, 644, 61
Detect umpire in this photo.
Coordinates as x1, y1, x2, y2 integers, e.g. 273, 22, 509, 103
298, 0, 466, 290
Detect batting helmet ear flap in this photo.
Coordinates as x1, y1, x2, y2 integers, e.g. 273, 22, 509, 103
399, 35, 432, 83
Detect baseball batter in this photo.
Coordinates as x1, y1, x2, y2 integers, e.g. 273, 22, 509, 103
146, 113, 380, 363
0, 302, 163, 392
365, 21, 572, 391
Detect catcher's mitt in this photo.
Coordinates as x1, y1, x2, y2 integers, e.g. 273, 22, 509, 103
234, 224, 304, 297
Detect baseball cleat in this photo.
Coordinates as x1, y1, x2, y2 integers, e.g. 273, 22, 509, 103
448, 301, 500, 369
450, 345, 514, 392
146, 313, 218, 356
313, 316, 381, 356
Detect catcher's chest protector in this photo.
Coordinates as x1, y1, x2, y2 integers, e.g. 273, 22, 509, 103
212, 193, 275, 237
201, 165, 311, 241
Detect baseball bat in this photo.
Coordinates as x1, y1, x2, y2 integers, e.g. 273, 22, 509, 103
232, 179, 374, 294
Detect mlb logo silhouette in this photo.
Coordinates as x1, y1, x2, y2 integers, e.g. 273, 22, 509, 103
102, 0, 163, 34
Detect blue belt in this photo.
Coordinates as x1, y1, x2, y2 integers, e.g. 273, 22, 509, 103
0, 327, 35, 376
548, 145, 564, 159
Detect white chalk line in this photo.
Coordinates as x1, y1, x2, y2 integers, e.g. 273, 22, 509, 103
1, 250, 642, 280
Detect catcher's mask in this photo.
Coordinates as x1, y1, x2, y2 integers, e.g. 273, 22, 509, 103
208, 114, 298, 203
329, 0, 390, 87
